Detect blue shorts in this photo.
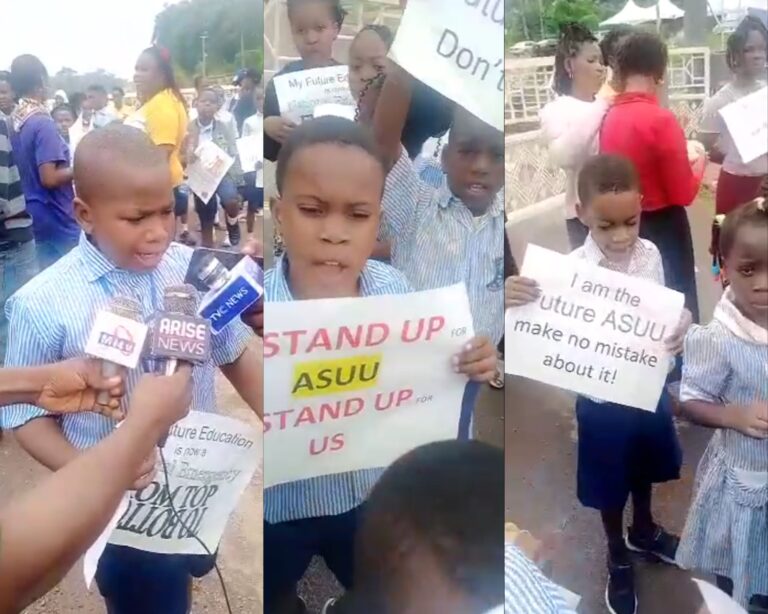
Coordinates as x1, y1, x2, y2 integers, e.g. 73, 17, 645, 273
575, 391, 682, 511
193, 177, 241, 226
263, 505, 362, 607
173, 185, 189, 218
95, 544, 216, 614
240, 173, 263, 213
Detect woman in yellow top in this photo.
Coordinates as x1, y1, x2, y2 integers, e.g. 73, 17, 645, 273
126, 46, 195, 245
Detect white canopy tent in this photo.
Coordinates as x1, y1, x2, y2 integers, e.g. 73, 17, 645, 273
601, 0, 685, 26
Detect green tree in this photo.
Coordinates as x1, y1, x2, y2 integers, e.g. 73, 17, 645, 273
545, 0, 601, 32
153, 0, 264, 85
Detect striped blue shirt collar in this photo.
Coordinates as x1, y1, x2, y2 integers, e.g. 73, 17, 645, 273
269, 253, 407, 300
78, 232, 121, 282
436, 180, 505, 218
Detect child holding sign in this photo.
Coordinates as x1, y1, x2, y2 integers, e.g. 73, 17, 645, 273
506, 155, 691, 614
263, 116, 496, 614
187, 88, 244, 248
263, 0, 345, 162
372, 61, 504, 438
699, 17, 767, 216
676, 198, 768, 609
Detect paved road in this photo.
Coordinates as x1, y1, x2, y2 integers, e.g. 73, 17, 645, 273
505, 183, 724, 614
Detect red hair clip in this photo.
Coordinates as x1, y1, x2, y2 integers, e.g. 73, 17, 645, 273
154, 45, 171, 63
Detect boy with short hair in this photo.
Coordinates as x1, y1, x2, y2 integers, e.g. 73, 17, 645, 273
372, 62, 505, 438
0, 124, 262, 614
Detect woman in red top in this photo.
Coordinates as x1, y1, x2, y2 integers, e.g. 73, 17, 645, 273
600, 32, 702, 322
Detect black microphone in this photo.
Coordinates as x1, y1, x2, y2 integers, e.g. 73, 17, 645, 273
85, 296, 148, 407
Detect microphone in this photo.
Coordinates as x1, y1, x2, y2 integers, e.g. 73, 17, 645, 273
84, 296, 148, 406
149, 284, 212, 376
191, 250, 264, 335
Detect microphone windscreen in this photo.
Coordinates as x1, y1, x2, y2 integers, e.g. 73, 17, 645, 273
163, 284, 199, 316
106, 296, 143, 321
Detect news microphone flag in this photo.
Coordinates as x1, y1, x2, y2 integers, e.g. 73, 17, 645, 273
192, 251, 264, 334
85, 296, 148, 405
149, 285, 212, 376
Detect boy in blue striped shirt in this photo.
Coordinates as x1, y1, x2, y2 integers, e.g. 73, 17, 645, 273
264, 116, 496, 613
372, 61, 505, 438
0, 125, 261, 614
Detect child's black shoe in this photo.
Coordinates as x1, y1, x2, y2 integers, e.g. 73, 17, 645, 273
626, 524, 679, 566
227, 221, 241, 247
606, 552, 637, 614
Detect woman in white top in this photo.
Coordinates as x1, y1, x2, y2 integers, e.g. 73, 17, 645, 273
539, 23, 608, 248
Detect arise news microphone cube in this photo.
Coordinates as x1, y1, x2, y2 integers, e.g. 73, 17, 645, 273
149, 313, 212, 364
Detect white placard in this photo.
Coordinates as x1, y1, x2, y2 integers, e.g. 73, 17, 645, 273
505, 245, 684, 411
85, 312, 148, 369
263, 284, 474, 487
719, 86, 768, 164
274, 65, 355, 124
389, 0, 504, 131
102, 411, 260, 555
313, 103, 356, 121
236, 134, 264, 188
186, 141, 235, 205
693, 579, 748, 614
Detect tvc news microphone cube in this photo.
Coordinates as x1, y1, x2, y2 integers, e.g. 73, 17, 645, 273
85, 308, 149, 369
196, 255, 264, 335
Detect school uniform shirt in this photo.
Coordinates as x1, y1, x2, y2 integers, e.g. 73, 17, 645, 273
700, 81, 768, 177
263, 255, 412, 523
600, 92, 700, 211
125, 89, 188, 187
504, 544, 576, 614
0, 234, 253, 446
676, 289, 768, 607
380, 148, 505, 345
570, 234, 666, 404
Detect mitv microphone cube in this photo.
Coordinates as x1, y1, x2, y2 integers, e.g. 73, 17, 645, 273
198, 256, 264, 335
85, 310, 149, 369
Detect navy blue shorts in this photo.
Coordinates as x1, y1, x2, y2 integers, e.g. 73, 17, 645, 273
263, 505, 362, 607
575, 391, 682, 511
240, 173, 263, 213
193, 177, 241, 226
95, 544, 216, 614
173, 185, 189, 218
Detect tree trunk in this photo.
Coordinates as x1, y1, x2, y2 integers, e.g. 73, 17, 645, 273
537, 0, 546, 38
683, 0, 708, 45
520, 0, 531, 39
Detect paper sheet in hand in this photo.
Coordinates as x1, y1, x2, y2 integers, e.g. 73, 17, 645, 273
719, 86, 768, 164
105, 412, 260, 555
186, 141, 235, 204
505, 245, 684, 411
389, 0, 503, 130
236, 134, 263, 187
274, 65, 355, 124
263, 284, 474, 487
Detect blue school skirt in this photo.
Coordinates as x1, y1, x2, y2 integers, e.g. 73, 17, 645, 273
575, 390, 682, 511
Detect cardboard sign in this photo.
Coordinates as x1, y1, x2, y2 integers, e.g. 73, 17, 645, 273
389, 0, 504, 130
719, 86, 768, 164
505, 245, 684, 411
273, 65, 355, 124
263, 284, 475, 486
186, 141, 235, 204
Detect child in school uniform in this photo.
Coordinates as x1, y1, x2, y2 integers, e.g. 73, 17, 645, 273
506, 155, 691, 614
676, 198, 768, 609
372, 61, 504, 438
338, 440, 503, 614
187, 87, 244, 248
0, 124, 261, 614
263, 116, 496, 614
242, 82, 265, 239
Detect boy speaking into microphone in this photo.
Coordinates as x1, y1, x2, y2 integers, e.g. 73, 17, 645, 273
0, 124, 261, 614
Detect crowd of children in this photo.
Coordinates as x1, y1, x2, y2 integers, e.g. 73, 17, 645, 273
506, 19, 767, 614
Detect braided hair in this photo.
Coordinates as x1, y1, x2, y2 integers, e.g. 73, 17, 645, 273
553, 23, 598, 95
352, 25, 393, 123
141, 46, 187, 109
726, 15, 768, 72
711, 196, 768, 285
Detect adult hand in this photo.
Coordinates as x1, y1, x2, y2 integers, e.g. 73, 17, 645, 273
125, 367, 194, 439
241, 238, 264, 336
453, 336, 497, 383
264, 116, 296, 144
35, 358, 125, 419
